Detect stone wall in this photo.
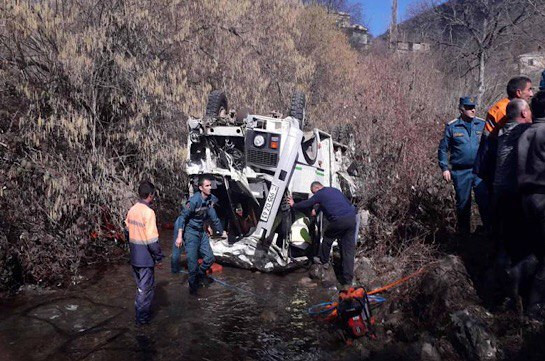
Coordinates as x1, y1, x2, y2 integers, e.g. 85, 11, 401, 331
518, 52, 545, 88
331, 11, 369, 50
392, 40, 431, 53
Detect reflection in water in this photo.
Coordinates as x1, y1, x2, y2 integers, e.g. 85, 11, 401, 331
0, 232, 360, 361
135, 333, 156, 361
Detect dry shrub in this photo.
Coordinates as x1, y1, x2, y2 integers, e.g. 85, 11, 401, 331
0, 0, 460, 290
0, 0, 316, 289
348, 47, 460, 256
0, 0, 194, 288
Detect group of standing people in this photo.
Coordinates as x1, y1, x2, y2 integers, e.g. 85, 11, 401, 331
125, 177, 223, 325
438, 71, 545, 317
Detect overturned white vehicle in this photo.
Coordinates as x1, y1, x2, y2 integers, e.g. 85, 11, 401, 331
185, 90, 359, 271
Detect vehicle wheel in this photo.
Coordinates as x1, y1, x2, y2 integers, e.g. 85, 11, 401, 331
288, 91, 306, 130
332, 124, 354, 144
205, 90, 228, 118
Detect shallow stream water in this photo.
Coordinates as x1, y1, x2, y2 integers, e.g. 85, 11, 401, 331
0, 231, 363, 361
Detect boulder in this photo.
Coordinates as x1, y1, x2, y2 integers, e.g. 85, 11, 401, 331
308, 263, 338, 288
354, 256, 377, 288
449, 309, 497, 361
321, 266, 338, 288
416, 255, 479, 323
308, 264, 323, 280
412, 255, 498, 360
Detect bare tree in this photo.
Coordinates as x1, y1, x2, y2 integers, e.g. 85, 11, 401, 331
422, 0, 533, 105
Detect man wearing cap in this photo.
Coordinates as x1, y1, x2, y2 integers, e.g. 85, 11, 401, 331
438, 97, 489, 234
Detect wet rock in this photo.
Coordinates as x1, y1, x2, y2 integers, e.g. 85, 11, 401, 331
383, 310, 402, 330
297, 276, 315, 287
421, 342, 441, 361
309, 263, 338, 288
308, 264, 323, 280
368, 341, 418, 361
449, 309, 497, 361
354, 257, 376, 288
321, 266, 338, 288
64, 329, 124, 358
411, 256, 496, 360
15, 284, 55, 296
29, 297, 121, 334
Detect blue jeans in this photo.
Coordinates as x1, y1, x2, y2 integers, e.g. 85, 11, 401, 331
452, 169, 489, 233
185, 229, 215, 291
132, 266, 155, 324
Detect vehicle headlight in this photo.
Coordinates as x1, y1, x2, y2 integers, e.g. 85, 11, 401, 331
253, 134, 266, 147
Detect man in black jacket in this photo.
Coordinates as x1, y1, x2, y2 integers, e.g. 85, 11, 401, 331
518, 90, 545, 317
492, 99, 533, 308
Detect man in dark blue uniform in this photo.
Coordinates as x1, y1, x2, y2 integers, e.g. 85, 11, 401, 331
288, 182, 357, 288
174, 176, 223, 294
438, 96, 489, 234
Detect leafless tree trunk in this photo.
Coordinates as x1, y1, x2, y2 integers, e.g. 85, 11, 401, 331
478, 49, 486, 105
415, 0, 533, 105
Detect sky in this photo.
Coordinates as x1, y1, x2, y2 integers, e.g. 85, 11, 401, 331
354, 0, 421, 37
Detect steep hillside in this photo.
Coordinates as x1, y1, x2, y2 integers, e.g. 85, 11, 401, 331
386, 0, 545, 104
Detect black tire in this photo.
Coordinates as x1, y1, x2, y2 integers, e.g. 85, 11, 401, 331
205, 90, 228, 118
332, 124, 354, 144
288, 91, 306, 130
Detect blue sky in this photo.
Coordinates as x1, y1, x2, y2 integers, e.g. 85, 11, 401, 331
354, 0, 421, 36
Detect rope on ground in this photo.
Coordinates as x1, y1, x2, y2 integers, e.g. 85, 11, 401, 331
368, 266, 428, 295
307, 267, 428, 320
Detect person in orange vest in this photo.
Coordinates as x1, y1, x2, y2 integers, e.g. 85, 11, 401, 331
474, 76, 534, 189
125, 181, 164, 326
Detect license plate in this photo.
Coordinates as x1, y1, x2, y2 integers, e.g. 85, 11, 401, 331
260, 184, 279, 222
